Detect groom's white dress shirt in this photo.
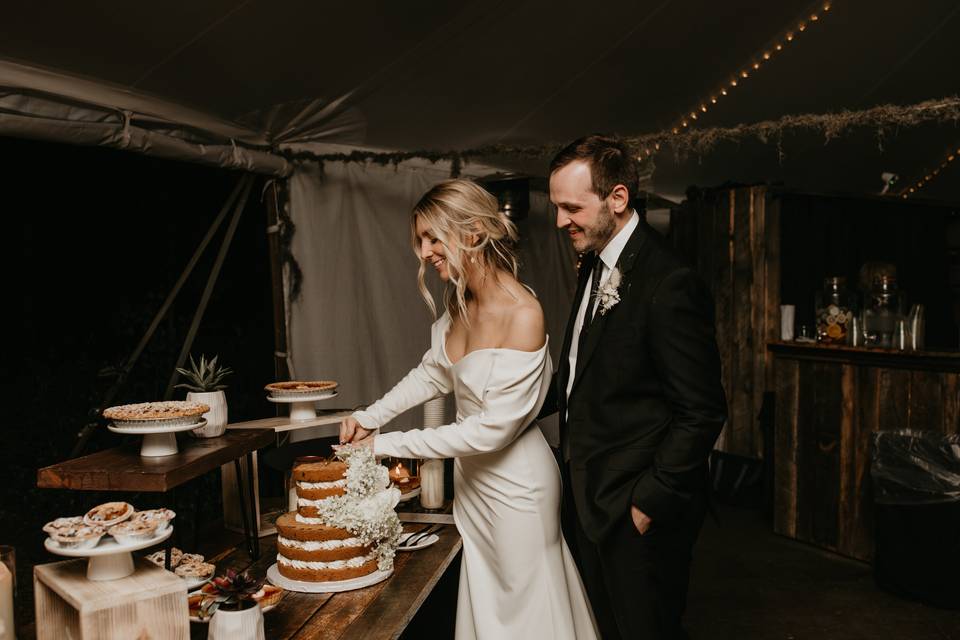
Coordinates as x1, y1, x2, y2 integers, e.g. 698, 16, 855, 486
565, 210, 640, 428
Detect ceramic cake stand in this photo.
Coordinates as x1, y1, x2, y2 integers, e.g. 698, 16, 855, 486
267, 390, 338, 422
266, 563, 391, 593
44, 527, 173, 581
108, 420, 206, 457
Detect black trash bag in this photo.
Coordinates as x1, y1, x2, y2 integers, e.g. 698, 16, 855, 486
871, 430, 960, 609
872, 430, 960, 504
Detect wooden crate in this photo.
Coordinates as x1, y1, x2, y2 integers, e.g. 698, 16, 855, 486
34, 558, 188, 640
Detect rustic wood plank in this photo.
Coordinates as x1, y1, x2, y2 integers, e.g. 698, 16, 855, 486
712, 190, 734, 452
773, 358, 800, 538
767, 342, 960, 372
808, 361, 842, 551
339, 529, 463, 640
730, 187, 754, 456
943, 373, 960, 435
853, 366, 880, 561
877, 369, 910, 432
907, 369, 943, 432
763, 191, 781, 397
293, 554, 415, 639
37, 429, 274, 492
837, 364, 857, 557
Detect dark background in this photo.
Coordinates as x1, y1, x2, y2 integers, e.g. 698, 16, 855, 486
2, 135, 278, 618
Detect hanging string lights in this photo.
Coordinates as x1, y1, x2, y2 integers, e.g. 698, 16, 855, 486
901, 144, 960, 198
638, 1, 834, 158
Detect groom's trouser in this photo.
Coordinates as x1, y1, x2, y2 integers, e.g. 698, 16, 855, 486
563, 465, 706, 640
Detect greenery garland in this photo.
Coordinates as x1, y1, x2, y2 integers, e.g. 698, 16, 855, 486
278, 96, 960, 174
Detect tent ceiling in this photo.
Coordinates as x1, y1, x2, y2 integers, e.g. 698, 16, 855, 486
3, 0, 959, 198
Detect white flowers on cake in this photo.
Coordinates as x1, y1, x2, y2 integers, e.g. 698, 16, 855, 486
314, 447, 403, 571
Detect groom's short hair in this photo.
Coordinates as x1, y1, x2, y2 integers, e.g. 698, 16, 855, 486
549, 135, 641, 205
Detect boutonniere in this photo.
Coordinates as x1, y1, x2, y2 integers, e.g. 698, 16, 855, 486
597, 267, 622, 315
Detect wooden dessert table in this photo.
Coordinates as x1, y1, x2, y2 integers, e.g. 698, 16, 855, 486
37, 429, 274, 561
187, 525, 463, 640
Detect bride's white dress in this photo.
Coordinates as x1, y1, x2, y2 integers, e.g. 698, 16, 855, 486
353, 311, 598, 640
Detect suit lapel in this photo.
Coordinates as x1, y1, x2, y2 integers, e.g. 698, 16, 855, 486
569, 220, 650, 396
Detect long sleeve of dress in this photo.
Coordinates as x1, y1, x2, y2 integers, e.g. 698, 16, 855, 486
373, 346, 551, 460
351, 344, 453, 431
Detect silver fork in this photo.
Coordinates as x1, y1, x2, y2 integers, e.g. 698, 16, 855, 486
402, 523, 443, 548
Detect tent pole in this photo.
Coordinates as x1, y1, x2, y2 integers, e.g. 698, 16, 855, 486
264, 180, 292, 384
163, 174, 255, 400
71, 177, 247, 458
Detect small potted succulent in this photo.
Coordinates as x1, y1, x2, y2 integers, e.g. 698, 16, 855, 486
202, 569, 266, 639
176, 353, 233, 438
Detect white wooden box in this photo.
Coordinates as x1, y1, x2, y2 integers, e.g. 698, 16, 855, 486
34, 558, 188, 640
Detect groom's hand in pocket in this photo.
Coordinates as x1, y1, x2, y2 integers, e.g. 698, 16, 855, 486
631, 505, 653, 535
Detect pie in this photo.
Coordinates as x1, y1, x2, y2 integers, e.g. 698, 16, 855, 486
265, 380, 338, 395
175, 561, 215, 579
107, 519, 159, 544
103, 401, 209, 421
83, 502, 135, 527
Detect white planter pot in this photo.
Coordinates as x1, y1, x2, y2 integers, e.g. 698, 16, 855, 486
186, 390, 228, 438
208, 601, 264, 640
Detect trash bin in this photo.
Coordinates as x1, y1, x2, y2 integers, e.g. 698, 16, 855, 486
871, 430, 960, 609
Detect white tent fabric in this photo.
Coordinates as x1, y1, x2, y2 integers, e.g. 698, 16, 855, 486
287, 157, 575, 444
0, 59, 290, 175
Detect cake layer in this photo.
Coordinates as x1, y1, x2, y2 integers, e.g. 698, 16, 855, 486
298, 505, 323, 518
275, 511, 353, 542
277, 536, 372, 562
276, 554, 378, 583
296, 480, 347, 501
292, 460, 347, 483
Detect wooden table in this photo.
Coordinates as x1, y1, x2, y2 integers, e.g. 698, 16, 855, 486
191, 526, 463, 640
37, 429, 274, 560
769, 341, 960, 561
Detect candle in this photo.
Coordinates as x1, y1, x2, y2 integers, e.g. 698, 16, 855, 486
390, 462, 411, 485
0, 561, 13, 640
420, 459, 444, 509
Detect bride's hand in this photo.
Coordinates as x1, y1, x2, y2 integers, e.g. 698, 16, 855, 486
339, 416, 374, 444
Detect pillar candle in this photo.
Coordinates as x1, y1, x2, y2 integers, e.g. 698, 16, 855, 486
0, 562, 14, 640
419, 459, 444, 509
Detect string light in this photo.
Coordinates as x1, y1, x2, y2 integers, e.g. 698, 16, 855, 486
900, 145, 960, 198
665, 1, 834, 143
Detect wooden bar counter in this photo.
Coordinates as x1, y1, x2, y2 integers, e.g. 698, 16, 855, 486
769, 341, 960, 562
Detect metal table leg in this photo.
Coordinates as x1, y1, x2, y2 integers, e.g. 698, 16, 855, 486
234, 458, 255, 559
246, 452, 260, 560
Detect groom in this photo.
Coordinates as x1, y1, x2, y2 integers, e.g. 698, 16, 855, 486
544, 135, 727, 640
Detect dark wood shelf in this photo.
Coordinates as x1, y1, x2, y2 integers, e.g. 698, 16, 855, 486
768, 341, 960, 372
37, 428, 274, 492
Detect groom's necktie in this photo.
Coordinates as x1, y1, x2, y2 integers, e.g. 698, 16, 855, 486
577, 256, 604, 350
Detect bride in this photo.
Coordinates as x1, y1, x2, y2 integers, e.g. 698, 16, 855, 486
339, 179, 597, 640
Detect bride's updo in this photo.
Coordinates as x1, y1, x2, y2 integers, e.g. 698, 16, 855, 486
411, 179, 520, 321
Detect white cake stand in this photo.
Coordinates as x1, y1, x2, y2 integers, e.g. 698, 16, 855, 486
267, 390, 338, 422
108, 420, 206, 457
266, 563, 391, 593
44, 527, 173, 581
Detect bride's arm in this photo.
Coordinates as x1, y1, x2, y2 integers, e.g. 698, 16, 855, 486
375, 307, 548, 459
350, 347, 452, 431
374, 349, 548, 459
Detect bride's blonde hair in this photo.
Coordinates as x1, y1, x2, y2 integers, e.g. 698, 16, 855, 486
412, 179, 519, 321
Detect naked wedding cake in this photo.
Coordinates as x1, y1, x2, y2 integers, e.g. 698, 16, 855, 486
274, 447, 402, 583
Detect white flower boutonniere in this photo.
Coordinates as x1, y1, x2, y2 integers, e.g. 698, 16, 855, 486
596, 267, 622, 315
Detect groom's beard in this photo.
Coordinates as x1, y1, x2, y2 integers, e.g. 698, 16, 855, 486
575, 201, 616, 254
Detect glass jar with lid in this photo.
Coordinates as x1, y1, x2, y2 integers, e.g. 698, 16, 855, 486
815, 276, 856, 344
862, 275, 905, 348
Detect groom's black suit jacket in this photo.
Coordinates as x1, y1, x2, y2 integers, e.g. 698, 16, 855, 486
546, 219, 727, 543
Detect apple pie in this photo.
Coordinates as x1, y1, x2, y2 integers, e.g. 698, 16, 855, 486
265, 380, 338, 397
104, 401, 209, 427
